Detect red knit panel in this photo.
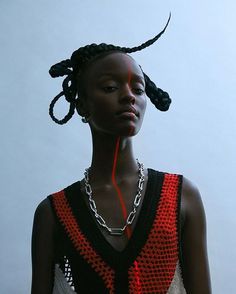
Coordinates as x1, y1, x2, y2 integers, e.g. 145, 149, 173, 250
52, 191, 115, 293
128, 173, 179, 294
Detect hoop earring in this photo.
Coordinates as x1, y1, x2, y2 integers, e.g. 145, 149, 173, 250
81, 116, 89, 123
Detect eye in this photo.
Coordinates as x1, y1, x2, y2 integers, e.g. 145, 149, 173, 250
133, 88, 145, 95
102, 86, 118, 93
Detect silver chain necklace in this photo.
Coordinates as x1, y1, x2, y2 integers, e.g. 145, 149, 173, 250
83, 158, 145, 236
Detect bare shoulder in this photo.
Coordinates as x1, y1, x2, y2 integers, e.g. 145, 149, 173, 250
182, 176, 203, 204
33, 198, 56, 231
35, 198, 53, 217
31, 198, 57, 293
182, 175, 202, 198
181, 176, 206, 228
180, 177, 211, 293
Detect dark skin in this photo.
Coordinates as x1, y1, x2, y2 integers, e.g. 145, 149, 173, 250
31, 52, 211, 293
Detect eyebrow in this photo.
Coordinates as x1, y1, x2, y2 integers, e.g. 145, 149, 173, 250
98, 73, 145, 84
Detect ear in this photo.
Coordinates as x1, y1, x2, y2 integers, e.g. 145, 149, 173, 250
75, 98, 89, 117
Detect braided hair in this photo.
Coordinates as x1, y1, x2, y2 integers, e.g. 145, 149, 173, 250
49, 14, 172, 125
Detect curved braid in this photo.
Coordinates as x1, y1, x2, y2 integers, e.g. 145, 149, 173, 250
70, 13, 171, 67
49, 59, 73, 78
121, 13, 171, 54
48, 14, 171, 124
49, 92, 76, 125
49, 61, 77, 124
143, 73, 171, 111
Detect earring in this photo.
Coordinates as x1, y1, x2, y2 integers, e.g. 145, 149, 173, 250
81, 116, 89, 123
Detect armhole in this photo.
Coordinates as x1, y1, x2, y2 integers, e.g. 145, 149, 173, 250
47, 191, 79, 294
47, 194, 57, 221
47, 191, 77, 292
47, 193, 66, 260
47, 194, 61, 231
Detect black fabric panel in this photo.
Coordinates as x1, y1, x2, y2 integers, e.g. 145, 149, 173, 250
114, 268, 129, 294
69, 251, 109, 293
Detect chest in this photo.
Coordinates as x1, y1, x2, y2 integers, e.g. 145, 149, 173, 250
79, 170, 149, 251
51, 171, 185, 293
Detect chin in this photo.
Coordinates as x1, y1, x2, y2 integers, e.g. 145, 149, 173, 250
92, 121, 142, 137
114, 126, 141, 137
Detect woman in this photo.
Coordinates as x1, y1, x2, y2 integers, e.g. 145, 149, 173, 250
31, 16, 211, 294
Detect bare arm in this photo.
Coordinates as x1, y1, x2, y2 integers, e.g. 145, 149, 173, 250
31, 198, 56, 294
181, 177, 211, 294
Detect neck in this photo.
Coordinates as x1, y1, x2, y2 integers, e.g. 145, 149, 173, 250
88, 132, 139, 186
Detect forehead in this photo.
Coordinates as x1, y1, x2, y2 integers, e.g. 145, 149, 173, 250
84, 52, 144, 81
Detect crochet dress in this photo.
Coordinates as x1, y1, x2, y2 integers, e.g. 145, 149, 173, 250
48, 168, 186, 294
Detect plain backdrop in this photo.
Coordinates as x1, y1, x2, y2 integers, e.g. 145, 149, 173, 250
1, 0, 235, 293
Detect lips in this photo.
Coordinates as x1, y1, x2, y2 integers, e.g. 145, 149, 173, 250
116, 106, 139, 117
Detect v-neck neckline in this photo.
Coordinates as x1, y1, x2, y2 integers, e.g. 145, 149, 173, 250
65, 168, 164, 269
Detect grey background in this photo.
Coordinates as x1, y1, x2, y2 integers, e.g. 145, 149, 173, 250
1, 0, 235, 293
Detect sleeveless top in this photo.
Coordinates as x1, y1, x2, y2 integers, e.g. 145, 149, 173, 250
48, 168, 186, 294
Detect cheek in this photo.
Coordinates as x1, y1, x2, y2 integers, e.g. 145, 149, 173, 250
144, 95, 147, 108
140, 94, 147, 114
86, 93, 117, 126
88, 95, 111, 114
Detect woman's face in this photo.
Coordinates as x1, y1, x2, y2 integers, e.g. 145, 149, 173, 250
77, 52, 147, 137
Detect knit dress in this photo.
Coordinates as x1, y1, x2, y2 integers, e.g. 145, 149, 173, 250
48, 168, 186, 294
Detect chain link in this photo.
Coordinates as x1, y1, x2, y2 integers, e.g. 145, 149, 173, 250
84, 158, 145, 236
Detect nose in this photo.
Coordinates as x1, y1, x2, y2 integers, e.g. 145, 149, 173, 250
120, 84, 135, 104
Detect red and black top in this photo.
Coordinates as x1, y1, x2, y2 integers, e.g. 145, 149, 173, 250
48, 168, 183, 293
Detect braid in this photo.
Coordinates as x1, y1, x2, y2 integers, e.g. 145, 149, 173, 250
49, 59, 72, 78
121, 13, 171, 54
143, 73, 171, 111
49, 92, 76, 125
48, 13, 171, 124
49, 60, 77, 124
